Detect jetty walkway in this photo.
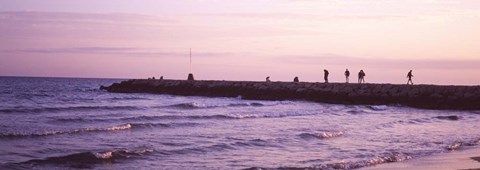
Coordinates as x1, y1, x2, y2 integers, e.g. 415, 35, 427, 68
101, 79, 480, 110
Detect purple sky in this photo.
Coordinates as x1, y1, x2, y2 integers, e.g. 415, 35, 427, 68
1, 0, 480, 85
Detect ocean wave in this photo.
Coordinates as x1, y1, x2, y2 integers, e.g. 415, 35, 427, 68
232, 139, 278, 148
446, 139, 480, 151
318, 155, 411, 169
377, 115, 463, 130
227, 111, 320, 119
120, 115, 235, 121
52, 117, 111, 123
0, 105, 141, 114
346, 109, 366, 114
131, 122, 200, 128
447, 142, 463, 151
247, 153, 412, 170
54, 114, 240, 123
20, 149, 153, 168
0, 122, 200, 139
368, 105, 388, 111
109, 96, 151, 101
123, 112, 319, 121
376, 117, 439, 129
158, 140, 278, 156
434, 115, 461, 121
299, 131, 344, 140
161, 102, 271, 110
158, 143, 235, 156
164, 102, 217, 109
0, 124, 133, 138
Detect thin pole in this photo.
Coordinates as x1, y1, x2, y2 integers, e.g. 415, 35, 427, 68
189, 48, 192, 73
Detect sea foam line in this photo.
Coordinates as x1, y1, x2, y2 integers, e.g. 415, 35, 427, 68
0, 124, 134, 138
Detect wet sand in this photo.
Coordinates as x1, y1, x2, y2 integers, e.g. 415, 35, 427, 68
364, 147, 480, 170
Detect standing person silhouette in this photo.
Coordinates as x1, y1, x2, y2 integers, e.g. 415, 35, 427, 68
344, 69, 350, 83
407, 70, 414, 85
358, 70, 365, 83
324, 69, 329, 83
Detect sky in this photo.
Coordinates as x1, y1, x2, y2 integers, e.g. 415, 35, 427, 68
0, 0, 479, 85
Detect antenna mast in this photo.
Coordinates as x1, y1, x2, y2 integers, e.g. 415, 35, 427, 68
187, 48, 195, 81
189, 48, 192, 73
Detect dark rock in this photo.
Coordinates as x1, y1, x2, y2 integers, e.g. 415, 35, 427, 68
187, 73, 195, 81
101, 79, 480, 110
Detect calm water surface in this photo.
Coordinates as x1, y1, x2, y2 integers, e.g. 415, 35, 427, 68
0, 77, 479, 169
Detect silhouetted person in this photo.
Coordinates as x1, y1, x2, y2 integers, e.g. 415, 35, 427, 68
344, 69, 350, 83
407, 70, 414, 85
160, 76, 164, 80
358, 70, 365, 83
266, 76, 271, 82
293, 76, 299, 83
324, 69, 329, 83
152, 76, 155, 80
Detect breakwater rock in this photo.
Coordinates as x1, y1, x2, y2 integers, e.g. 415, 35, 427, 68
101, 80, 480, 110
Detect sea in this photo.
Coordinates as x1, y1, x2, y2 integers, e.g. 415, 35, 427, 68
0, 76, 479, 169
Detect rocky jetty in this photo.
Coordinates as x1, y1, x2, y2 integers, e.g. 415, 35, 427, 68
101, 79, 480, 110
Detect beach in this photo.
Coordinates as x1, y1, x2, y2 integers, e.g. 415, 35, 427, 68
364, 146, 480, 170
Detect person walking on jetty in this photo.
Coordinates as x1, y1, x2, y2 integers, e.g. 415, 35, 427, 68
358, 70, 366, 83
324, 69, 329, 83
344, 69, 350, 83
407, 70, 414, 85
266, 76, 271, 82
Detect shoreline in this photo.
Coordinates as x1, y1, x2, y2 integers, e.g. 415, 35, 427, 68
363, 146, 480, 170
101, 79, 480, 110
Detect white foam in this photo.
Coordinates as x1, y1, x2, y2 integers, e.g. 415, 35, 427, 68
320, 131, 344, 138
107, 124, 132, 131
369, 105, 388, 111
94, 151, 113, 159
447, 143, 462, 151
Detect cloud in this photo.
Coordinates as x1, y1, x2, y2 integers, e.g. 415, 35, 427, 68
194, 12, 409, 21
2, 47, 231, 58
0, 11, 175, 26
276, 53, 480, 70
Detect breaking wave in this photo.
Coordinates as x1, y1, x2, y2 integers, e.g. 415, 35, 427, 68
109, 96, 151, 101
53, 110, 322, 124
446, 138, 480, 151
368, 105, 388, 111
19, 149, 153, 168
377, 115, 463, 130
0, 105, 141, 114
162, 102, 271, 110
227, 110, 321, 119
0, 124, 133, 138
314, 153, 412, 169
247, 153, 412, 170
120, 115, 235, 121
435, 115, 461, 121
299, 131, 345, 140
0, 122, 198, 139
157, 139, 278, 156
